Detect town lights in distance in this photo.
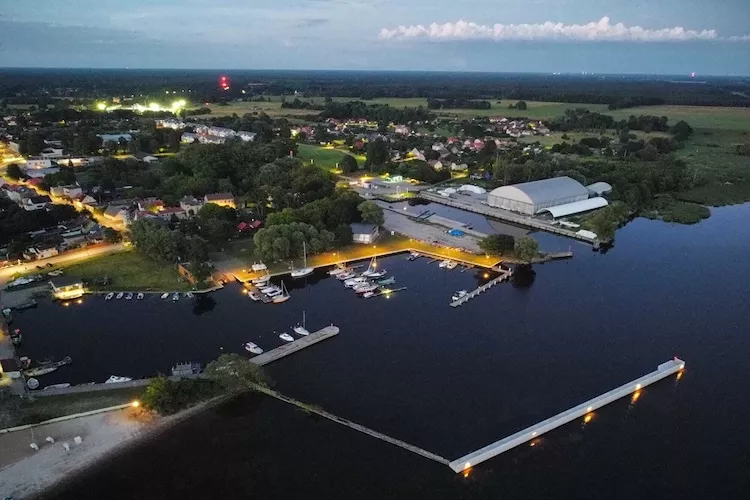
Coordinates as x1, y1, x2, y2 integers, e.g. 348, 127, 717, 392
219, 75, 230, 91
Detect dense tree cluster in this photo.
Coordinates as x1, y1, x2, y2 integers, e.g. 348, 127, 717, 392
129, 219, 208, 263
0, 198, 79, 252
320, 101, 433, 123
478, 234, 516, 254
253, 222, 334, 262
141, 377, 221, 415
427, 98, 491, 110
549, 109, 670, 133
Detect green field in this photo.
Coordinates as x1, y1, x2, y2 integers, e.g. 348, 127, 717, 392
296, 144, 364, 171
607, 106, 750, 130
62, 251, 190, 291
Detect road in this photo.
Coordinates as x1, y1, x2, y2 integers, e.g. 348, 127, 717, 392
0, 243, 125, 286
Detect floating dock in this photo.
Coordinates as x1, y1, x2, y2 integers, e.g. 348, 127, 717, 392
450, 269, 512, 307
448, 358, 686, 473
250, 326, 340, 366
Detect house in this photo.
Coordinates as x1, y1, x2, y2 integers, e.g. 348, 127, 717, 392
49, 276, 85, 300
26, 178, 44, 188
40, 147, 65, 159
137, 198, 164, 212
430, 160, 445, 171
24, 243, 59, 260
179, 196, 203, 216
157, 207, 187, 220
350, 223, 380, 244
204, 192, 235, 208
407, 148, 425, 161
24, 195, 51, 211
25, 157, 52, 170
237, 131, 257, 142
3, 185, 33, 204
97, 133, 133, 143
238, 220, 262, 233
63, 185, 83, 199
181, 132, 198, 144
103, 205, 130, 224
450, 163, 468, 172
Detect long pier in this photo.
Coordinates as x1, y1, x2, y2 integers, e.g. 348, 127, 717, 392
448, 358, 686, 473
418, 192, 601, 245
254, 384, 450, 465
450, 269, 512, 307
250, 326, 340, 366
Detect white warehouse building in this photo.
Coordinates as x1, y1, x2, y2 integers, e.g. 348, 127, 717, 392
487, 176, 590, 215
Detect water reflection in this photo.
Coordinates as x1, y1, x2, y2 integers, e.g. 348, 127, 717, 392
510, 265, 536, 289
192, 295, 216, 315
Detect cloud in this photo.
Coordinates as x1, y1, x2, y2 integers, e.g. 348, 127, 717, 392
378, 17, 750, 43
296, 18, 330, 28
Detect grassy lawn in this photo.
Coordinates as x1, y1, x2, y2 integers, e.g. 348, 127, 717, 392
0, 387, 143, 428
297, 144, 361, 171
62, 251, 190, 292
606, 106, 750, 130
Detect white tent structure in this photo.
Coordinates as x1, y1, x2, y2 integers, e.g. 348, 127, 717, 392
539, 197, 609, 218
457, 185, 487, 195
487, 177, 589, 215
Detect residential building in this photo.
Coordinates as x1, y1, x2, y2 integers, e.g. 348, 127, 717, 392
350, 223, 380, 244
238, 131, 257, 142
40, 147, 65, 159
97, 133, 133, 143
24, 195, 51, 211
103, 205, 130, 224
24, 243, 59, 260
63, 185, 83, 199
25, 157, 53, 170
179, 196, 203, 216
204, 192, 235, 208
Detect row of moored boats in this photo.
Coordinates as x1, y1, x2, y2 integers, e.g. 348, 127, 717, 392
105, 291, 194, 301
331, 256, 394, 298
244, 312, 310, 354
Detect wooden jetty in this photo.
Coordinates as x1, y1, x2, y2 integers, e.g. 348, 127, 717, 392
250, 326, 340, 366
449, 359, 686, 472
450, 269, 512, 307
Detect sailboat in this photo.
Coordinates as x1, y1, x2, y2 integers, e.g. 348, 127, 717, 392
273, 281, 290, 303
361, 256, 378, 277
294, 311, 309, 335
290, 241, 314, 278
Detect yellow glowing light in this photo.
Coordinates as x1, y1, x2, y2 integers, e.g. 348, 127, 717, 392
631, 391, 641, 403
677, 371, 683, 380
77, 299, 83, 304
63, 302, 70, 307
148, 102, 160, 111
96, 102, 107, 111
483, 273, 489, 279
584, 414, 593, 423
586, 406, 593, 412
464, 462, 471, 470
131, 400, 140, 408
171, 99, 187, 109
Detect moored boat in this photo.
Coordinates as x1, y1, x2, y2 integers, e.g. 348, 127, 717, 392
446, 261, 458, 270
279, 333, 294, 342
376, 276, 396, 286
105, 375, 133, 384
116, 292, 124, 299
248, 292, 261, 301
136, 293, 144, 300
355, 284, 378, 294
290, 241, 314, 278
452, 290, 468, 301
273, 281, 290, 303
24, 365, 58, 377
185, 292, 194, 298
368, 270, 387, 278
160, 292, 169, 299
337, 272, 356, 280
265, 289, 282, 297
105, 292, 114, 300
244, 342, 263, 354
125, 292, 133, 300
172, 292, 179, 301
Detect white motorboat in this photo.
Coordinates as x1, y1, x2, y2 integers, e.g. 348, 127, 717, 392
252, 275, 270, 285
115, 292, 124, 300
172, 292, 179, 301
265, 289, 282, 297
244, 342, 263, 355
105, 292, 114, 300
408, 251, 420, 261
279, 333, 294, 342
125, 293, 133, 300
185, 292, 194, 298
362, 290, 377, 298
272, 282, 290, 303
438, 260, 449, 268
251, 262, 268, 272
105, 375, 133, 384
337, 272, 356, 280
160, 292, 169, 299
452, 290, 468, 301
368, 270, 387, 278
248, 292, 261, 301
136, 293, 144, 300
294, 311, 309, 335
446, 261, 458, 270
259, 285, 279, 293
328, 266, 348, 276
344, 277, 366, 286
290, 241, 314, 278
355, 284, 378, 294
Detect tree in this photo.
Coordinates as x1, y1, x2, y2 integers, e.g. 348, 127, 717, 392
204, 353, 269, 392
516, 100, 528, 111
671, 120, 694, 141
478, 234, 515, 254
141, 376, 220, 415
357, 201, 384, 226
253, 222, 334, 261
365, 138, 389, 167
514, 236, 540, 262
339, 154, 358, 173
102, 227, 122, 243
6, 164, 23, 181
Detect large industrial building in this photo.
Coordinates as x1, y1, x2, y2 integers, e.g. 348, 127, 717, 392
487, 176, 591, 215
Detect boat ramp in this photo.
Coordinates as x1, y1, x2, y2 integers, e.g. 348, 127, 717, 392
250, 326, 340, 366
450, 268, 513, 307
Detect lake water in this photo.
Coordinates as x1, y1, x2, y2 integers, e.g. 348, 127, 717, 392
17, 204, 750, 499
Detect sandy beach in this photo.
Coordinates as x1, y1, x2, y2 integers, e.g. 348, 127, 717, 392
0, 408, 148, 499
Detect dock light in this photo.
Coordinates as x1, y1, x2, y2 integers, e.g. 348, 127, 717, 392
631, 391, 641, 403
464, 462, 471, 470
586, 406, 593, 412
96, 102, 107, 111
532, 431, 537, 436
677, 371, 683, 381
131, 400, 140, 408
680, 364, 685, 370
584, 414, 593, 423
483, 273, 489, 279
635, 383, 641, 390
77, 299, 83, 304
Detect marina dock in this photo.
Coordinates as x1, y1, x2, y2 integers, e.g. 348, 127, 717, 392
250, 326, 340, 366
448, 358, 686, 473
450, 269, 513, 307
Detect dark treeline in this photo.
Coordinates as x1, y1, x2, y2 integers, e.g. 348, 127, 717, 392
427, 98, 491, 110
320, 101, 434, 123
2, 70, 749, 108
550, 109, 670, 132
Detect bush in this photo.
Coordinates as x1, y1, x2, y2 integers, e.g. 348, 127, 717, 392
141, 377, 222, 415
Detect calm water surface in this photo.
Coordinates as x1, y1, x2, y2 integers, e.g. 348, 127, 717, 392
16, 205, 750, 499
